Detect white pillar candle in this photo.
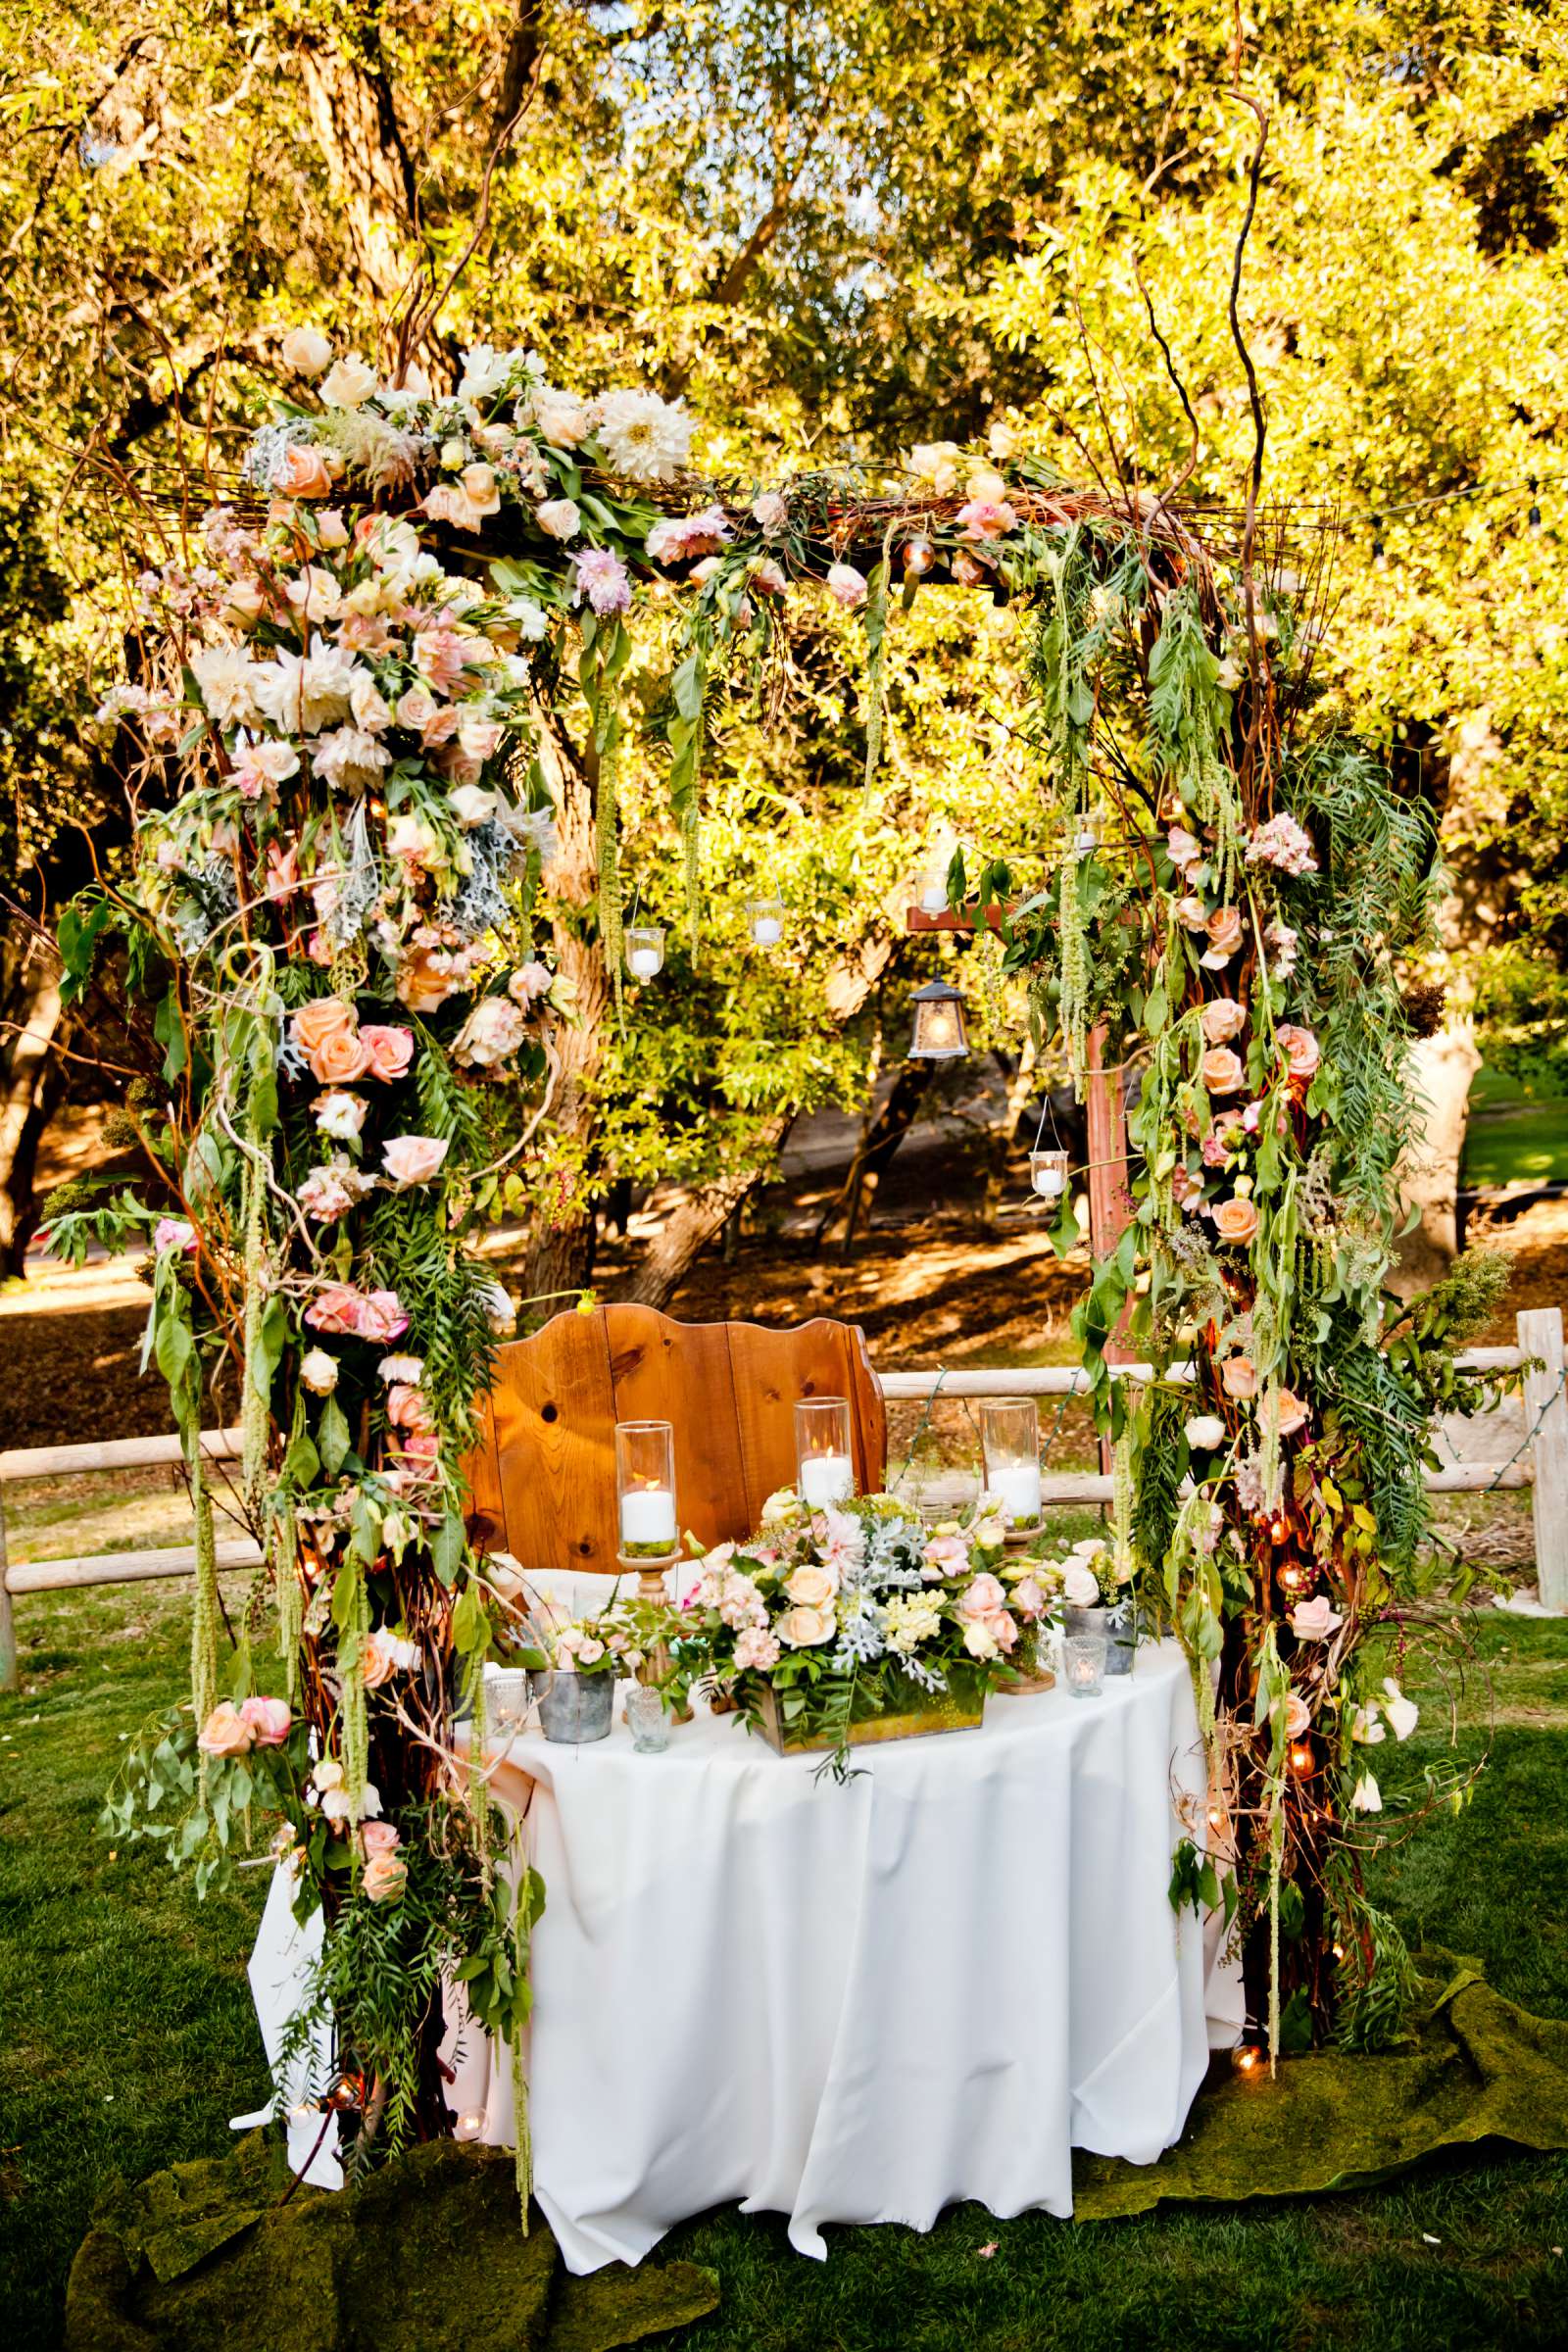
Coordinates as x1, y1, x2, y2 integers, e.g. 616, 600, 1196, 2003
620, 1487, 676, 1546
1032, 1165, 1064, 1199
918, 881, 948, 913
799, 1452, 854, 1507
629, 949, 661, 979
753, 915, 782, 945
987, 1464, 1042, 1526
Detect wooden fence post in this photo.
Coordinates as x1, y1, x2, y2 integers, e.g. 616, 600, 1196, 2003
0, 1489, 16, 1694
1519, 1305, 1568, 1613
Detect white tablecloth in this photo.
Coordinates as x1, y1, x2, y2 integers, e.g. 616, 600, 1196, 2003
435, 1638, 1235, 2271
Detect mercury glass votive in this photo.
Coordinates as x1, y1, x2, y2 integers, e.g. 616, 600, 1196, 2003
1064, 1633, 1107, 1697
626, 1683, 670, 1753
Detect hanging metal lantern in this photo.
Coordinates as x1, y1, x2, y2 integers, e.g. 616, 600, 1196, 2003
625, 925, 665, 980
907, 977, 969, 1060
1028, 1148, 1069, 1201
746, 896, 786, 947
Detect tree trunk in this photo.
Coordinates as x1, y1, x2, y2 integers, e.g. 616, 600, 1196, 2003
1393, 1020, 1481, 1293
0, 945, 67, 1280
296, 19, 419, 310
619, 934, 903, 1310
521, 715, 609, 1305
817, 1060, 932, 1255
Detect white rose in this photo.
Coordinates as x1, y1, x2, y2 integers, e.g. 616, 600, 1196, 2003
280, 326, 333, 379
300, 1348, 339, 1396
535, 498, 581, 542
1063, 1562, 1102, 1608
319, 353, 377, 408
1184, 1414, 1227, 1451
448, 783, 498, 828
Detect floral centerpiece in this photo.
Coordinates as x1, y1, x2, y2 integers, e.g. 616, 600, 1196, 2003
665, 1492, 1056, 1770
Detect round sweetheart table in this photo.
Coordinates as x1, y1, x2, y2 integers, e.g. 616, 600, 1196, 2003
430, 1637, 1235, 2272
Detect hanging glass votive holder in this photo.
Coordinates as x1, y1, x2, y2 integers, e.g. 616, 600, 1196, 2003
1073, 813, 1102, 860
914, 865, 950, 915
979, 1396, 1042, 1534
795, 1396, 855, 1508
625, 926, 665, 981
1029, 1148, 1069, 1201
746, 896, 786, 947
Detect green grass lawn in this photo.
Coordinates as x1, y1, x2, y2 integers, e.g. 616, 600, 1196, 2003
1463, 1068, 1568, 1191
3, 1581, 1566, 2352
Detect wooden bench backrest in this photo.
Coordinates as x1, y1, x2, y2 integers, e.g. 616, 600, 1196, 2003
464, 1303, 887, 1576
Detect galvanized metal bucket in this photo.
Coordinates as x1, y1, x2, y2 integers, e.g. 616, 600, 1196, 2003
1061, 1601, 1137, 1676
534, 1668, 615, 1742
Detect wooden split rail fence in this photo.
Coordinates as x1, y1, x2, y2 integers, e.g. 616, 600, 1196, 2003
3, 1306, 1563, 1692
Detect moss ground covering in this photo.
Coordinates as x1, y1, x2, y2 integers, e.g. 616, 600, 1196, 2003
3, 1576, 1566, 2351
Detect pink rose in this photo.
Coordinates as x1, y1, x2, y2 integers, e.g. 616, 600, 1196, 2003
305, 1283, 366, 1336
385, 1383, 434, 1434
381, 1134, 450, 1188
155, 1217, 197, 1255
1212, 1196, 1260, 1247
239, 1694, 292, 1746
922, 1533, 970, 1581
1201, 906, 1246, 965
1291, 1595, 1344, 1641
1010, 1576, 1047, 1620
507, 960, 553, 1006
1200, 998, 1248, 1046
1177, 895, 1209, 931
197, 1702, 253, 1758
1200, 1047, 1247, 1097
1283, 1692, 1311, 1737
453, 995, 527, 1069
825, 563, 867, 609
356, 1289, 409, 1342
1276, 1024, 1320, 1084
395, 685, 440, 732
956, 497, 1017, 540
1167, 825, 1203, 873
360, 1820, 400, 1856
361, 1025, 415, 1081
958, 1572, 1008, 1619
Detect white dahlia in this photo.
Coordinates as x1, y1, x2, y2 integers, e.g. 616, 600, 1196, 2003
590, 388, 693, 484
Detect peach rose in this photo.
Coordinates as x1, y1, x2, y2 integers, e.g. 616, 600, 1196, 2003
395, 950, 459, 1013
1275, 1388, 1310, 1437
381, 1134, 450, 1188
1177, 895, 1209, 931
958, 1571, 1009, 1618
922, 1533, 969, 1581
360, 1820, 401, 1857
1221, 1355, 1258, 1399
1276, 1024, 1320, 1083
1200, 1046, 1247, 1096
240, 1694, 292, 1746
361, 1024, 415, 1081
310, 1026, 372, 1085
197, 1702, 253, 1758
362, 1631, 401, 1690
290, 997, 360, 1054
1202, 906, 1246, 964
775, 1604, 836, 1647
785, 1564, 836, 1608
1212, 1196, 1260, 1247
363, 1850, 408, 1902
304, 1284, 366, 1336
1200, 998, 1248, 1046
385, 1383, 435, 1434
275, 443, 335, 499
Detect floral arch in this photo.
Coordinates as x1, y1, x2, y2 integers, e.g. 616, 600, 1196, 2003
55, 335, 1499, 2181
